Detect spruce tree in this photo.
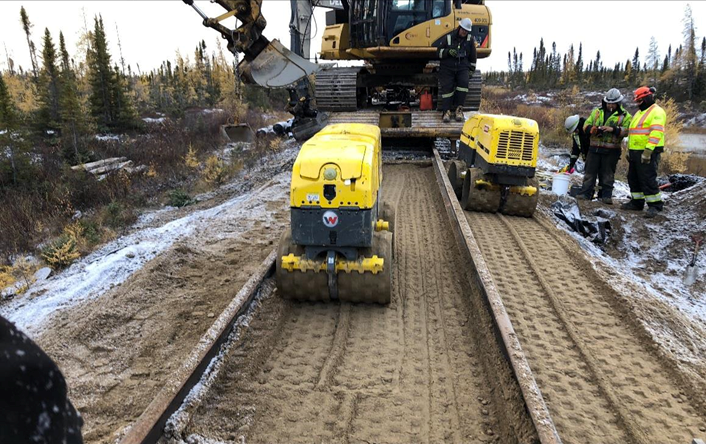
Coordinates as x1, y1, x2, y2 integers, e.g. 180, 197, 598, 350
646, 37, 660, 85
0, 72, 20, 185
19, 7, 39, 81
87, 16, 115, 130
38, 28, 62, 132
59, 32, 86, 163
681, 4, 698, 99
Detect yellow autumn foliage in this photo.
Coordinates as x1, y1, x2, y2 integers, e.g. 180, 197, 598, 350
656, 97, 688, 174
42, 235, 81, 269
203, 155, 227, 184
184, 144, 200, 168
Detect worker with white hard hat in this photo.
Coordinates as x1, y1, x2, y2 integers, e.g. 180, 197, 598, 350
437, 18, 477, 123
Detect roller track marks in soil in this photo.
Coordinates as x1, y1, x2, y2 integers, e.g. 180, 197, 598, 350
182, 165, 530, 443
467, 211, 706, 444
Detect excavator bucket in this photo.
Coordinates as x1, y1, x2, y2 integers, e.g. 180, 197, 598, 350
221, 123, 254, 143
240, 39, 320, 88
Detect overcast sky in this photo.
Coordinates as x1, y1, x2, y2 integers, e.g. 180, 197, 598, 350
0, 1, 703, 76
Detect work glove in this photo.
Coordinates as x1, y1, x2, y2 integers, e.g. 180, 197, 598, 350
448, 48, 458, 57
558, 165, 569, 173
641, 149, 653, 164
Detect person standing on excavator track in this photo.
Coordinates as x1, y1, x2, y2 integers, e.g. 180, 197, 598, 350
621, 86, 667, 218
577, 88, 632, 204
437, 18, 477, 123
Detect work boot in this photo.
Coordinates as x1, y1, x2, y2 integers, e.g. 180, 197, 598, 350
620, 201, 643, 211
442, 110, 451, 123
455, 106, 464, 122
576, 194, 591, 201
601, 197, 613, 205
644, 207, 662, 218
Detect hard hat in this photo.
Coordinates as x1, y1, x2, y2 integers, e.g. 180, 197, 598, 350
459, 18, 473, 32
633, 86, 655, 101
564, 115, 580, 133
604, 88, 623, 104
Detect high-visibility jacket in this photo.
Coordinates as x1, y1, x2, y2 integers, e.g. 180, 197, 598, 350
583, 105, 632, 149
628, 104, 666, 151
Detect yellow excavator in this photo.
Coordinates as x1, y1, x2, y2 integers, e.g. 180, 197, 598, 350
183, 0, 492, 141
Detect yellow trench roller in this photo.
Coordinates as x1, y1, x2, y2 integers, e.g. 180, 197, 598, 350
448, 114, 540, 217
275, 123, 395, 304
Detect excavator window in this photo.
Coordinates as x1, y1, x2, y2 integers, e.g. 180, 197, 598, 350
390, 0, 424, 10
431, 0, 447, 18
388, 0, 438, 40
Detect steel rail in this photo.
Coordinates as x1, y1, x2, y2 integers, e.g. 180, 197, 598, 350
118, 250, 277, 444
431, 149, 562, 444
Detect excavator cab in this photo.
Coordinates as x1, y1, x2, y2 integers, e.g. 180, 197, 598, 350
343, 0, 491, 57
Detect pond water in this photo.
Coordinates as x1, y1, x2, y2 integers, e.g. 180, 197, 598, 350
678, 133, 706, 176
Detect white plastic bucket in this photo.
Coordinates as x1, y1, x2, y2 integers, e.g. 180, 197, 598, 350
552, 173, 570, 195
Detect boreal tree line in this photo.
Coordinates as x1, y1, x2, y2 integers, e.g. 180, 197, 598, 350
0, 7, 243, 180
484, 5, 706, 103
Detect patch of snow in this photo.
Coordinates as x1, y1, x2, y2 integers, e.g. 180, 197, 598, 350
201, 108, 225, 115
684, 113, 706, 128
95, 134, 120, 142
0, 147, 298, 335
46, 130, 55, 135
142, 117, 166, 124
512, 94, 553, 105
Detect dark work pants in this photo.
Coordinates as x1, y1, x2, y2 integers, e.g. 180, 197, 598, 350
579, 148, 621, 199
439, 66, 469, 111
0, 316, 83, 444
627, 149, 663, 210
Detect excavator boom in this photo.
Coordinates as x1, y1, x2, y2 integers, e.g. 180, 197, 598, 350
182, 0, 319, 87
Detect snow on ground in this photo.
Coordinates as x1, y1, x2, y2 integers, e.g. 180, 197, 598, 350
95, 134, 121, 141
538, 138, 706, 366
538, 143, 705, 319
0, 146, 298, 335
512, 93, 553, 105
684, 112, 706, 128
200, 108, 225, 115
142, 117, 167, 124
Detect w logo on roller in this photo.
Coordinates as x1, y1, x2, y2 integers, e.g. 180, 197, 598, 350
322, 210, 339, 228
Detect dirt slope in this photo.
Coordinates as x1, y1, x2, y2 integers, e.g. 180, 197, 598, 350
468, 211, 706, 444
34, 172, 292, 443
178, 164, 537, 443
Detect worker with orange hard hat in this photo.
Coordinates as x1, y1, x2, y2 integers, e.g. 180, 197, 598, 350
621, 86, 666, 218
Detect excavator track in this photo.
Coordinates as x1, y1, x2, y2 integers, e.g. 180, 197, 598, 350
316, 68, 481, 115
465, 70, 482, 111
315, 67, 360, 111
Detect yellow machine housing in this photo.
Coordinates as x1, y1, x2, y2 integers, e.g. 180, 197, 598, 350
449, 114, 540, 217
320, 2, 491, 61
277, 123, 394, 304
290, 123, 382, 210
460, 114, 539, 171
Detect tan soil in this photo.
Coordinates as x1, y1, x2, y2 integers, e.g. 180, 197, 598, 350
175, 164, 538, 443
467, 210, 706, 443
34, 171, 293, 443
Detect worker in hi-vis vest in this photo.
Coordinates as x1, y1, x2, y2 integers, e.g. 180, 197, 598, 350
621, 86, 666, 218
